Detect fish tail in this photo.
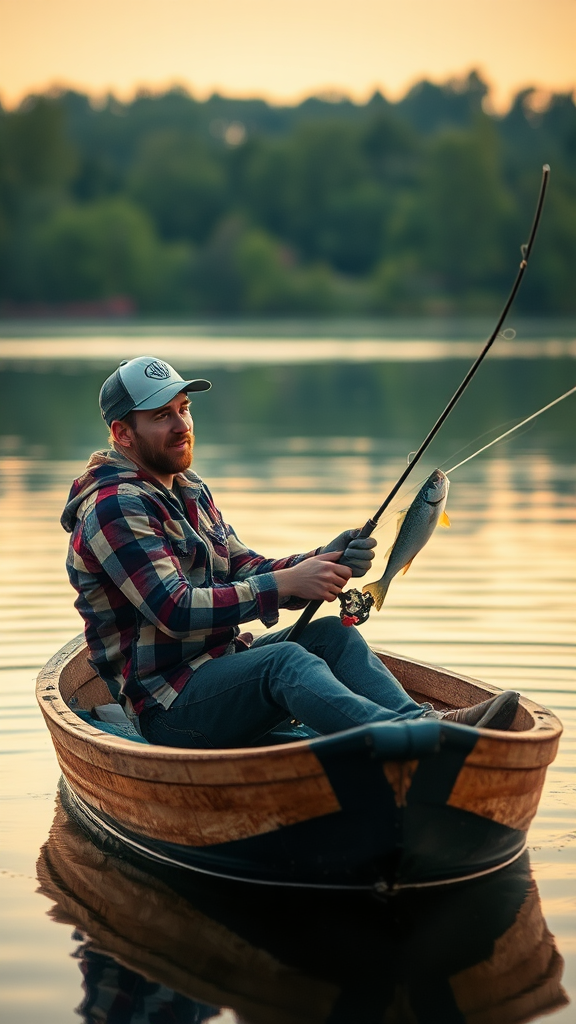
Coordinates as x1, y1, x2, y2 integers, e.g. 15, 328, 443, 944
362, 579, 390, 612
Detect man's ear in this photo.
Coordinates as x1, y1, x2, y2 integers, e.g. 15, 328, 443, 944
110, 419, 134, 449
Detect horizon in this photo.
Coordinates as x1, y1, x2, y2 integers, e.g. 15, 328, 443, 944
3, 69, 574, 117
2, 0, 575, 114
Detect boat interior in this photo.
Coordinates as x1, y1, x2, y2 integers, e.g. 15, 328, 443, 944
55, 638, 545, 742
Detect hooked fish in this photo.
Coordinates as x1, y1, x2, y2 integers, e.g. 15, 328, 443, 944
362, 469, 451, 610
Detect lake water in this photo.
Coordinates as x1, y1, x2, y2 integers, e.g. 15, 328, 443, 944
0, 320, 575, 1023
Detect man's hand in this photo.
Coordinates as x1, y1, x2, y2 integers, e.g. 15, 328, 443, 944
274, 551, 353, 602
321, 529, 377, 577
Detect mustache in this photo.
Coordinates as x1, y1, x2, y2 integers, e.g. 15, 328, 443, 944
169, 433, 194, 447
168, 434, 192, 446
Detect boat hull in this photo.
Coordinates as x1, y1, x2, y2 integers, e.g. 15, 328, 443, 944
37, 635, 562, 891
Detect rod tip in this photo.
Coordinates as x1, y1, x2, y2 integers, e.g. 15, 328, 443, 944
543, 163, 551, 173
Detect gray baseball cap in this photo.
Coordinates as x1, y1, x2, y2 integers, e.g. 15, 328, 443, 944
99, 356, 211, 426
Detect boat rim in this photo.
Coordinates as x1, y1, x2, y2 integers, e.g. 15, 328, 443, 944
36, 633, 563, 763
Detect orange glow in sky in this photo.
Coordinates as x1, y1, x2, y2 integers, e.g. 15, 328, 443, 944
1, 0, 574, 109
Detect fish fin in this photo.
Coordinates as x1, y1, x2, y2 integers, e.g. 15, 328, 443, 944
394, 509, 408, 537
362, 579, 390, 612
400, 557, 415, 576
439, 510, 451, 528
380, 510, 408, 563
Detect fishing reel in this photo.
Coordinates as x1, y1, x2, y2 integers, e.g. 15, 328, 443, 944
338, 589, 374, 627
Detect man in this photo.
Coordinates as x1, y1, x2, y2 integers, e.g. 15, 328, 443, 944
62, 356, 519, 747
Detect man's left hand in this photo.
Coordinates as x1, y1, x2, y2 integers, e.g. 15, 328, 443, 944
321, 529, 376, 577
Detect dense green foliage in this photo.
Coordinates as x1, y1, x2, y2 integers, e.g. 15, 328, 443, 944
1, 73, 575, 315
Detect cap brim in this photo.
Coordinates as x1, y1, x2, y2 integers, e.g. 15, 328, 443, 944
134, 379, 212, 411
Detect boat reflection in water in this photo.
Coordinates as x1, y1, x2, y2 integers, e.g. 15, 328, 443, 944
37, 795, 568, 1024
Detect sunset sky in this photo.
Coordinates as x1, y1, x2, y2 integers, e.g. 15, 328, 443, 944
1, 0, 575, 110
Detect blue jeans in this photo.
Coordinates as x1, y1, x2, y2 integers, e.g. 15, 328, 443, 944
140, 616, 426, 749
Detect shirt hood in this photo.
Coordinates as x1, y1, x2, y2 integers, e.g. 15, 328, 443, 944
61, 449, 141, 532
60, 448, 202, 532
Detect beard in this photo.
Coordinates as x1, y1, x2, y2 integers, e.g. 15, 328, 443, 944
131, 431, 195, 478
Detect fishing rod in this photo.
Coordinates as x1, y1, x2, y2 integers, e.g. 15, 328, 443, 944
287, 163, 551, 643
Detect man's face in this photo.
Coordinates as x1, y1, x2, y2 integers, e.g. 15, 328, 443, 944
127, 392, 194, 480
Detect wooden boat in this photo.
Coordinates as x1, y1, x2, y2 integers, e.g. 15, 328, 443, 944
38, 795, 568, 1024
36, 633, 562, 892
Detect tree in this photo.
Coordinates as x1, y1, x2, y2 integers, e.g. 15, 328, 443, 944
31, 198, 193, 310
421, 120, 514, 299
128, 130, 227, 243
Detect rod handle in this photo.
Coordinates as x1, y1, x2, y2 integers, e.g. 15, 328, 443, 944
358, 518, 377, 539
285, 519, 376, 642
286, 599, 322, 642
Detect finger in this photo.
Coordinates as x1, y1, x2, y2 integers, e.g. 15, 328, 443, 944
321, 584, 338, 597
341, 555, 374, 572
348, 537, 377, 550
316, 550, 344, 563
320, 576, 349, 593
343, 549, 375, 564
332, 564, 353, 580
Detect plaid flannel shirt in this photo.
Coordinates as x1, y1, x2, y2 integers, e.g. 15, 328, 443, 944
62, 450, 316, 714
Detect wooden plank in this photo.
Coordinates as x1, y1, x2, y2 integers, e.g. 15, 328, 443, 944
378, 651, 503, 707
50, 634, 96, 702
73, 675, 118, 710
378, 652, 534, 729
447, 764, 548, 831
459, 726, 561, 770
54, 739, 341, 845
383, 760, 419, 808
42, 709, 330, 785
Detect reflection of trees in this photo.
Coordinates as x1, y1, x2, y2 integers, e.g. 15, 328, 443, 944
0, 357, 573, 461
1, 76, 575, 314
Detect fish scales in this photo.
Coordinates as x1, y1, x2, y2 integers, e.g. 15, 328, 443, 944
362, 469, 450, 610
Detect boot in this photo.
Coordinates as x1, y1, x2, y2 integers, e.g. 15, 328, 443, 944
424, 690, 519, 731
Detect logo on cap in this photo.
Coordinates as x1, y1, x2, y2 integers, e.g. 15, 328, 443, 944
144, 360, 171, 380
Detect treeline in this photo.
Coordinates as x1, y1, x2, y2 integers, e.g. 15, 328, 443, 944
1, 72, 575, 316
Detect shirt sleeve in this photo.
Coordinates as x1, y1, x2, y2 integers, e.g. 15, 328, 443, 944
226, 521, 319, 576
83, 491, 282, 637
224, 522, 321, 611
197, 482, 321, 610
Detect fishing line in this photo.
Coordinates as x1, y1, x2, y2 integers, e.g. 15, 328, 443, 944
339, 381, 574, 619
287, 164, 550, 642
376, 382, 575, 531
446, 384, 576, 475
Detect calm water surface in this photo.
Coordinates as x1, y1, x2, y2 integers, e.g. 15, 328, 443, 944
0, 323, 575, 1023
